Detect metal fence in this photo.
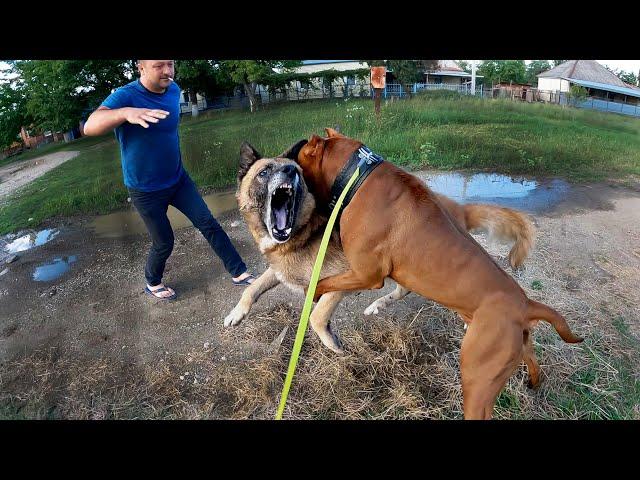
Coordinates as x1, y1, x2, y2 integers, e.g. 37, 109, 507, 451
179, 81, 488, 115
576, 97, 640, 117
488, 86, 640, 118
179, 82, 640, 119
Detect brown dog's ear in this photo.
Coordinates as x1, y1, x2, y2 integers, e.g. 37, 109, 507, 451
279, 139, 308, 161
303, 134, 325, 162
306, 134, 324, 150
238, 142, 262, 182
325, 126, 344, 138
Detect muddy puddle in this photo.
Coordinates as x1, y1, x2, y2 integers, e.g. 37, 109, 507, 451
90, 190, 238, 238
33, 255, 78, 282
3, 229, 60, 254
414, 171, 570, 213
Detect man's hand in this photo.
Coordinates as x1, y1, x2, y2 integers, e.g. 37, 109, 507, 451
83, 106, 171, 136
124, 108, 170, 128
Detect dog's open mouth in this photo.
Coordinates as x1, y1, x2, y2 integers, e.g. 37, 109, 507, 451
270, 178, 297, 242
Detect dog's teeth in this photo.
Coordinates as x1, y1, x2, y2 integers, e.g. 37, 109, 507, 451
285, 228, 291, 234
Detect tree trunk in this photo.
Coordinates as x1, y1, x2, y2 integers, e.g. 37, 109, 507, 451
189, 90, 199, 117
243, 82, 258, 113
404, 83, 413, 98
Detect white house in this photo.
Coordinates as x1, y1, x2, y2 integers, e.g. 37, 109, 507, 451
295, 60, 481, 85
537, 60, 640, 106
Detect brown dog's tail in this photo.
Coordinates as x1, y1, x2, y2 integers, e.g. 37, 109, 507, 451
526, 299, 584, 343
463, 203, 536, 268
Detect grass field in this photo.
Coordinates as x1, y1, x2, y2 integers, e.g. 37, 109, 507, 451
1, 91, 639, 234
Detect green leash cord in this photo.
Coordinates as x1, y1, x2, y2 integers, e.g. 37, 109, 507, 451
275, 163, 363, 420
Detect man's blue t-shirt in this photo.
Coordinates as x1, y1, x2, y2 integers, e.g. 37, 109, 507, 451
101, 79, 184, 191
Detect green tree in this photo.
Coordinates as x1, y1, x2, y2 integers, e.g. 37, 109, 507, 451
218, 60, 301, 112
567, 84, 588, 106
526, 60, 551, 85
14, 60, 87, 134
11, 60, 133, 137
456, 60, 470, 72
617, 70, 638, 85
478, 60, 527, 86
78, 60, 135, 111
387, 60, 423, 96
175, 60, 234, 117
0, 75, 31, 150
605, 67, 639, 86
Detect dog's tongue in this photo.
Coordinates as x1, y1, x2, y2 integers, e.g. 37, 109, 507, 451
274, 207, 287, 230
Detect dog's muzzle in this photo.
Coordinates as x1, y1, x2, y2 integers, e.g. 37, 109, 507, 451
268, 168, 301, 242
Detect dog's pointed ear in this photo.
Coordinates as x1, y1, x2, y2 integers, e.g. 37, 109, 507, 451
325, 126, 344, 138
298, 134, 325, 169
308, 134, 325, 156
307, 134, 324, 150
238, 141, 262, 182
279, 139, 308, 161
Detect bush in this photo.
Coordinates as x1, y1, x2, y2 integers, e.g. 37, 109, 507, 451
567, 85, 588, 106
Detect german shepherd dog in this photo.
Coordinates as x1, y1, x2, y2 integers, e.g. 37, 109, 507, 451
224, 141, 537, 362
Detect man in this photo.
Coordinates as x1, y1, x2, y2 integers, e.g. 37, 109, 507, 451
83, 60, 254, 300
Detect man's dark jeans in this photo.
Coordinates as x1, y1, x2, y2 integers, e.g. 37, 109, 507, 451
128, 173, 246, 286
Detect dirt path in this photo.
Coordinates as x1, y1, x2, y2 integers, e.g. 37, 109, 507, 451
0, 177, 638, 419
0, 151, 80, 201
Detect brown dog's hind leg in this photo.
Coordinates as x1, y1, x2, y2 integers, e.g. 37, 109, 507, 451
309, 291, 347, 354
460, 309, 524, 419
523, 330, 541, 389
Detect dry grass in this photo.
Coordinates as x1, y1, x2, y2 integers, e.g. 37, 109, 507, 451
1, 232, 638, 420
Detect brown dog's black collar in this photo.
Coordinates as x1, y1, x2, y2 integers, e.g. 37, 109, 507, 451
328, 145, 384, 227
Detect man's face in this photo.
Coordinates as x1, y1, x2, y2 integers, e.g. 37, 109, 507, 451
138, 60, 175, 90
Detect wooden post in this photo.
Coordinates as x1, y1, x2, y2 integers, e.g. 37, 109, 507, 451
374, 88, 382, 116
370, 66, 386, 119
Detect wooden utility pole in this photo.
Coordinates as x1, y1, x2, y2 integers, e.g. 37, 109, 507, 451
471, 60, 476, 95
370, 66, 386, 118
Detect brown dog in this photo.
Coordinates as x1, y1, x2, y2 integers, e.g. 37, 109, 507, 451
292, 128, 583, 420
226, 142, 537, 360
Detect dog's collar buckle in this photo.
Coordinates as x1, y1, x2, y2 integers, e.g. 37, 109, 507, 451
327, 145, 384, 224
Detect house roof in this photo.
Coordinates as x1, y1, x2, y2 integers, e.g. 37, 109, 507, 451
538, 60, 627, 87
437, 60, 465, 72
564, 78, 640, 99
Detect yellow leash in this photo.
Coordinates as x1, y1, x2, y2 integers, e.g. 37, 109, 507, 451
275, 163, 363, 420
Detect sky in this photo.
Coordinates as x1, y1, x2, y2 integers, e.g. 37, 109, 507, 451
2, 60, 640, 80
596, 60, 640, 74
462, 60, 640, 74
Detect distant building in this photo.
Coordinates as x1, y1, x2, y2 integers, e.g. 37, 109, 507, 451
537, 60, 640, 106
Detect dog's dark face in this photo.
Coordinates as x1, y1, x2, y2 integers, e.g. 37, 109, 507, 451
237, 142, 312, 244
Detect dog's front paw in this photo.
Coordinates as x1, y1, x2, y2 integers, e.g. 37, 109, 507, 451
363, 301, 381, 316
224, 305, 247, 327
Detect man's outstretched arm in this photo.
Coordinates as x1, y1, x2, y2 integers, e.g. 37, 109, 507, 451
83, 106, 170, 136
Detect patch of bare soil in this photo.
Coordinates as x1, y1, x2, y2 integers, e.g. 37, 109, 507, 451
1, 180, 639, 419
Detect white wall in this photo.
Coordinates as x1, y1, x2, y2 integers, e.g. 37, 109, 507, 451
538, 77, 571, 92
